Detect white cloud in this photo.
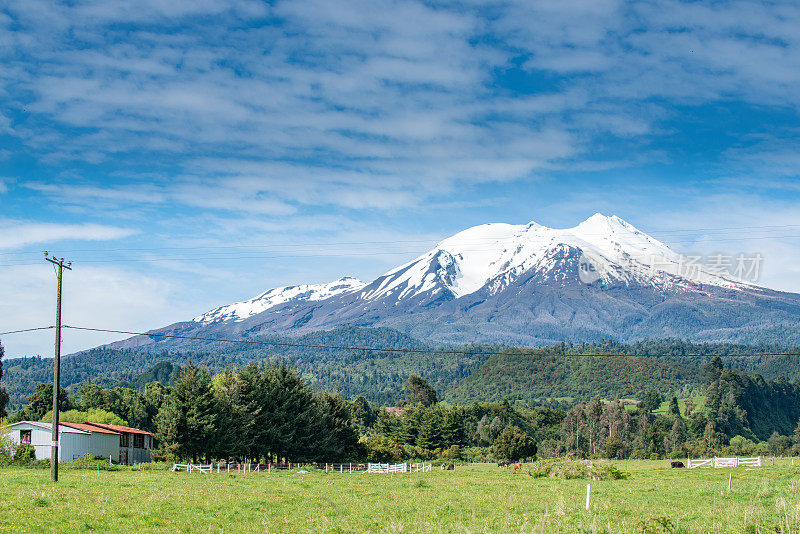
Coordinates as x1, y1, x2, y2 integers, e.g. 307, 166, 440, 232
4, 0, 796, 214
0, 220, 137, 250
0, 264, 196, 358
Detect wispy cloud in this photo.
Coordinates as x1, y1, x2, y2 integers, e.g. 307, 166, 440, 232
0, 220, 138, 250
3, 0, 798, 213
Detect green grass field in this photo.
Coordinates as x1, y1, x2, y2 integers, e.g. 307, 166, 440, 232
1, 461, 799, 533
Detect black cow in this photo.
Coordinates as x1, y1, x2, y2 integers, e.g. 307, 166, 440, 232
671, 461, 685, 468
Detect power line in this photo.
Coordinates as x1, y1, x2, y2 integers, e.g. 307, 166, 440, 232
0, 326, 55, 336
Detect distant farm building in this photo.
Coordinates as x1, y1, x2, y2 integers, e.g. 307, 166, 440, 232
83, 423, 155, 465
2, 421, 154, 465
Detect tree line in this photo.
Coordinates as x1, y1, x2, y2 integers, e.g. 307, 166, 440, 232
0, 342, 8, 418
7, 354, 800, 463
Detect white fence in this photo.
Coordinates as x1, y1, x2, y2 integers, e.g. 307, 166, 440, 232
366, 462, 408, 473
738, 457, 762, 467
170, 462, 435, 475
688, 456, 761, 469
172, 463, 213, 473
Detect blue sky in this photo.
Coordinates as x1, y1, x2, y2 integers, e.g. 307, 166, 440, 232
1, 0, 800, 357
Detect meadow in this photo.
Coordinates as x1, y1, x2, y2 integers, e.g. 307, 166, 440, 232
1, 460, 799, 533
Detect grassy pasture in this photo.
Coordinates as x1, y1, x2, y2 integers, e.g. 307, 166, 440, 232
1, 461, 799, 533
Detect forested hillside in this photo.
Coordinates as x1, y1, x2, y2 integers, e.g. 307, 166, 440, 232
445, 348, 701, 405
0, 328, 494, 409
3, 329, 800, 411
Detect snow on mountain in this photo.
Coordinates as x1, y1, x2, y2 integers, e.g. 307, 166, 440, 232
193, 276, 365, 325
191, 214, 757, 329
359, 213, 748, 303
109, 213, 800, 349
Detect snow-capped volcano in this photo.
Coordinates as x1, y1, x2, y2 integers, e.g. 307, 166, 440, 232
194, 276, 365, 325
361, 213, 748, 303
111, 213, 800, 349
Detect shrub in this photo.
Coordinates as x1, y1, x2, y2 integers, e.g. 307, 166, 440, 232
0, 424, 13, 460
528, 458, 627, 480
440, 445, 462, 461
13, 444, 35, 463
358, 435, 403, 462
493, 426, 536, 462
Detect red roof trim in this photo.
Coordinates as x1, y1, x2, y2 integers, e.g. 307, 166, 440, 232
82, 422, 153, 436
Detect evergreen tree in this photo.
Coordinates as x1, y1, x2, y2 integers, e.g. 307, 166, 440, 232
167, 363, 218, 462
313, 392, 359, 460
350, 396, 376, 432
640, 390, 662, 413
0, 341, 8, 418
440, 409, 464, 447
155, 395, 184, 460
398, 407, 422, 446
668, 397, 681, 418
210, 369, 246, 461
417, 409, 443, 450
405, 375, 438, 407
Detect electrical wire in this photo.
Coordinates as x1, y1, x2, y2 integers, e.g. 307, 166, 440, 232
2, 324, 799, 358
0, 326, 55, 336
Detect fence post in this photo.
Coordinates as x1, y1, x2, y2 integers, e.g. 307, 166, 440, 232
340, 464, 343, 474
728, 472, 732, 493
585, 483, 591, 510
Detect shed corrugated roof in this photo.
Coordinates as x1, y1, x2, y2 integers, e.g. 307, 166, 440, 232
3, 421, 99, 434
61, 422, 121, 435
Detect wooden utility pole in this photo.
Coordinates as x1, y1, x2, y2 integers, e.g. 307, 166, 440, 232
44, 252, 71, 482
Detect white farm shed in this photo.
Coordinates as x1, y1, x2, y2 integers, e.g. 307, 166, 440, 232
2, 421, 120, 463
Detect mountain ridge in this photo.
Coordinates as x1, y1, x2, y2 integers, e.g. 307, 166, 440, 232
108, 213, 800, 349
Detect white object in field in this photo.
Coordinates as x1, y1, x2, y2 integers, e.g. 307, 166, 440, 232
688, 456, 761, 468
714, 457, 737, 468
366, 462, 408, 473
585, 483, 591, 510
172, 463, 212, 473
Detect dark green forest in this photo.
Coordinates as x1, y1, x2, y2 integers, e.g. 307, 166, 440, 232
4, 328, 800, 412
6, 356, 800, 463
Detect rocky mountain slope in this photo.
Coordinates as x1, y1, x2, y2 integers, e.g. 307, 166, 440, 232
110, 214, 800, 349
